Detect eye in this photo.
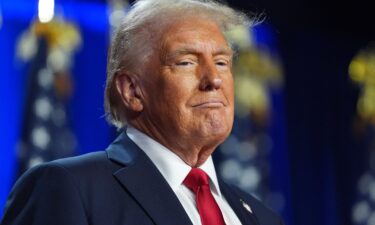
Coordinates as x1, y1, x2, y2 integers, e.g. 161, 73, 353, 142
176, 59, 197, 67
215, 59, 230, 67
216, 61, 227, 66
177, 61, 194, 66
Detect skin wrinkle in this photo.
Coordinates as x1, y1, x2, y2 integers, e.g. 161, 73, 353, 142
117, 18, 234, 167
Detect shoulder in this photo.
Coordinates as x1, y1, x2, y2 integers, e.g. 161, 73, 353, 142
1, 151, 123, 225
1, 153, 103, 225
15, 151, 123, 198
15, 151, 107, 184
7, 151, 112, 200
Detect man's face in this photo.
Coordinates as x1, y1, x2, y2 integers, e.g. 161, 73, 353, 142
138, 18, 234, 158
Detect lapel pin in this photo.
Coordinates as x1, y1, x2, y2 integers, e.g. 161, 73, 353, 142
240, 199, 253, 214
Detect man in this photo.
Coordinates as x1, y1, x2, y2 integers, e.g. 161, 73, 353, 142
1, 0, 284, 224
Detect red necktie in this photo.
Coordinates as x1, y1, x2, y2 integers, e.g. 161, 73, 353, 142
183, 168, 226, 225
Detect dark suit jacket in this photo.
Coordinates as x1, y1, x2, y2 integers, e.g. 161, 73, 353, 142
1, 132, 284, 225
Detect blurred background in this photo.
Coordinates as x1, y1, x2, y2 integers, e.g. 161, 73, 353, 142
1, 0, 375, 225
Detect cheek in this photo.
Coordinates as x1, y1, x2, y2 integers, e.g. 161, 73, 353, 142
223, 76, 235, 121
223, 75, 235, 100
162, 77, 196, 103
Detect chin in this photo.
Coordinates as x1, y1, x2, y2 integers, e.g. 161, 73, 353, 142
202, 119, 232, 141
192, 109, 234, 142
206, 110, 233, 136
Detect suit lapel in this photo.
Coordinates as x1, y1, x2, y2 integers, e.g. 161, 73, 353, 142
219, 181, 260, 225
106, 132, 193, 225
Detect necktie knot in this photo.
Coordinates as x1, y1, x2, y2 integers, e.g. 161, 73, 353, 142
183, 168, 209, 192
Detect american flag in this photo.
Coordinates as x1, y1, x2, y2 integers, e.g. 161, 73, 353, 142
16, 21, 80, 176
349, 43, 375, 225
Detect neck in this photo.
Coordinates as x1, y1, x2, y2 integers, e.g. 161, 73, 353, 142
128, 121, 218, 167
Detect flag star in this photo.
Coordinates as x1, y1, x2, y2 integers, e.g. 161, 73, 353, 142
37, 68, 53, 88
31, 126, 50, 150
358, 173, 372, 195
34, 97, 52, 120
220, 159, 242, 181
48, 48, 69, 72
352, 201, 371, 223
240, 166, 260, 190
17, 31, 37, 60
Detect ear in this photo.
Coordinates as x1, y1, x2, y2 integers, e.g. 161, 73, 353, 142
115, 73, 144, 112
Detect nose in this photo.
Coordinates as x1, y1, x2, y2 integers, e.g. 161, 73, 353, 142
199, 60, 222, 91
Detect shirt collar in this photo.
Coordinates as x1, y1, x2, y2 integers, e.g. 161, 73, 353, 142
126, 126, 222, 197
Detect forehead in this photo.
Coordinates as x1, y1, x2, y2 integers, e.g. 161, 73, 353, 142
159, 18, 231, 55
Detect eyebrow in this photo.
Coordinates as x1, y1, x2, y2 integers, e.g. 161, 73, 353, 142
164, 46, 233, 62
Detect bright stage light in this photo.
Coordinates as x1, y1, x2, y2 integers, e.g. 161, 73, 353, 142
38, 0, 54, 23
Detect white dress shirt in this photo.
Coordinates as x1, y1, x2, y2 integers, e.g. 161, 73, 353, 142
126, 126, 242, 225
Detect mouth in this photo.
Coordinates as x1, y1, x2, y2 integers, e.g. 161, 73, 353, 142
192, 100, 225, 108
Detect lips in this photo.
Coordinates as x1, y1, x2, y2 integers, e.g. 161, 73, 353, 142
192, 100, 226, 108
